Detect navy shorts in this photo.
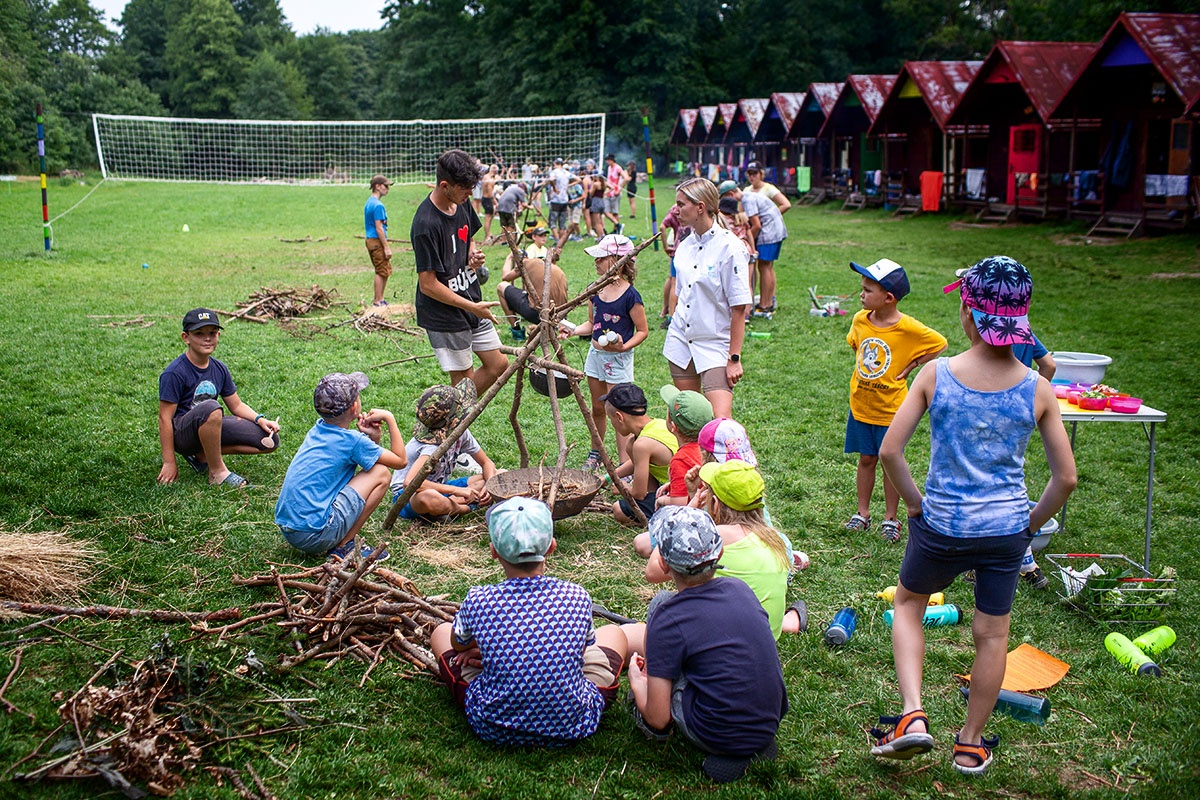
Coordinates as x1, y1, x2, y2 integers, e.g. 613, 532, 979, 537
843, 411, 888, 456
899, 513, 1032, 616
618, 479, 660, 521
395, 476, 471, 520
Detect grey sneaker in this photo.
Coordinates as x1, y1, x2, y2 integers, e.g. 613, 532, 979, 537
581, 449, 603, 472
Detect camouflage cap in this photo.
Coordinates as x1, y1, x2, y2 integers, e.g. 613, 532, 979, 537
314, 372, 369, 418
414, 378, 477, 445
649, 506, 723, 576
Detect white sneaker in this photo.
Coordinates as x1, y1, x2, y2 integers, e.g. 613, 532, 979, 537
454, 453, 483, 475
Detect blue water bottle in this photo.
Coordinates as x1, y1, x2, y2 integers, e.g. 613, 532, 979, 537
824, 607, 857, 646
959, 686, 1051, 726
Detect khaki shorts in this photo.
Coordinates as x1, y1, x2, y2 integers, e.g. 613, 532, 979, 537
667, 360, 732, 393
366, 238, 391, 277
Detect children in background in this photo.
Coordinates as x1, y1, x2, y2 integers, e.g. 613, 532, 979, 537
718, 195, 758, 308
275, 372, 406, 561
390, 379, 497, 522
654, 386, 713, 509
845, 259, 947, 542
567, 234, 649, 471
623, 506, 787, 783
658, 204, 692, 329
872, 256, 1075, 775
430, 497, 629, 746
157, 308, 280, 488
600, 384, 677, 526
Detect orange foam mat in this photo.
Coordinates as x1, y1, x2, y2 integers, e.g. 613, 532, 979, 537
959, 643, 1070, 692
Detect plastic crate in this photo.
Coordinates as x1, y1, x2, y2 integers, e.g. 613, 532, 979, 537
1044, 553, 1175, 625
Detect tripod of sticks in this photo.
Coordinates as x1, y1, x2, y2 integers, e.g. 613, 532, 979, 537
382, 227, 662, 531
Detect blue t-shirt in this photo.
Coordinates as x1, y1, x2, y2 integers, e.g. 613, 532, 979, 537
922, 358, 1038, 538
275, 420, 384, 533
1011, 334, 1048, 369
452, 575, 605, 746
646, 576, 787, 756
159, 353, 236, 419
364, 194, 387, 239
590, 284, 643, 344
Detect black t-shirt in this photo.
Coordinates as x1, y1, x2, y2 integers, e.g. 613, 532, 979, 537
411, 195, 483, 332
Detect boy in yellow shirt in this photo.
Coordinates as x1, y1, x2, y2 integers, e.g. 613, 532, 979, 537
845, 259, 946, 542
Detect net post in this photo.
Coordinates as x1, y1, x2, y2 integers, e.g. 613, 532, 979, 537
37, 103, 49, 252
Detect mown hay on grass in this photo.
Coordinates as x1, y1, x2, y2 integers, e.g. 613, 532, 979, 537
0, 530, 98, 605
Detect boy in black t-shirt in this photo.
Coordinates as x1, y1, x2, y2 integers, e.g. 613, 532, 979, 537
411, 149, 509, 393
157, 308, 280, 488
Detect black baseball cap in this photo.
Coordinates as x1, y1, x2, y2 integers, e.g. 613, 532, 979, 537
746, 161, 763, 172
598, 383, 647, 415
183, 308, 223, 331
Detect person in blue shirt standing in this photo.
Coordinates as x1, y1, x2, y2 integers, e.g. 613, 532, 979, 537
365, 175, 393, 307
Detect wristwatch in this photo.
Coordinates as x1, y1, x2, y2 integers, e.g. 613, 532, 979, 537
729, 353, 741, 363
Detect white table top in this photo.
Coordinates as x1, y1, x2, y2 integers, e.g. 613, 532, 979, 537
1058, 398, 1166, 424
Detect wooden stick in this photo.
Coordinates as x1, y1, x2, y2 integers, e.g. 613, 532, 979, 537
509, 368, 530, 469
0, 648, 34, 721
1, 601, 240, 623
383, 326, 549, 530
496, 346, 585, 378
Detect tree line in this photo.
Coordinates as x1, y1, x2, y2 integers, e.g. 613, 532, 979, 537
2, 0, 1197, 173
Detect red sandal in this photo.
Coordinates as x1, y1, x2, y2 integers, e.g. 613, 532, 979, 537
869, 709, 934, 760
952, 732, 999, 775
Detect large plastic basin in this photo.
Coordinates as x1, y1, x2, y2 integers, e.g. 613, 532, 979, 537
1053, 352, 1111, 385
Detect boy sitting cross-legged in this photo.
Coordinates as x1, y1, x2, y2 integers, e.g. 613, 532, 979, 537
430, 497, 630, 745
275, 372, 406, 561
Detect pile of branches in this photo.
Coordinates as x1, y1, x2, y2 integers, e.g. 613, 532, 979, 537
226, 285, 343, 323
14, 640, 291, 799
329, 311, 421, 337
195, 554, 457, 678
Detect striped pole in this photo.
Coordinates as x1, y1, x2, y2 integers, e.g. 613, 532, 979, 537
641, 107, 659, 251
37, 103, 49, 251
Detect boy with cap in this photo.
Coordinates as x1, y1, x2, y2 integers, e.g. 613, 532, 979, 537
430, 497, 629, 746
601, 383, 677, 526
366, 175, 394, 307
390, 379, 497, 522
624, 505, 787, 783
844, 259, 947, 542
871, 256, 1075, 774
157, 308, 280, 489
275, 372, 406, 560
654, 386, 713, 510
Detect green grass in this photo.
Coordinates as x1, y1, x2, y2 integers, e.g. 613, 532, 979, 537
0, 178, 1198, 799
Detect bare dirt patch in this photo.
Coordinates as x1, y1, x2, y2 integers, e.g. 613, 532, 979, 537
1051, 234, 1124, 246
1148, 271, 1200, 279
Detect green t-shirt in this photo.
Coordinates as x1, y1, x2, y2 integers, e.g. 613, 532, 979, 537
719, 534, 789, 640
637, 417, 678, 486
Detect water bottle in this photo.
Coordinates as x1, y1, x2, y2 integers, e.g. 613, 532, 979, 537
959, 686, 1050, 726
883, 604, 962, 628
1131, 625, 1176, 658
1105, 632, 1162, 677
875, 586, 944, 606
747, 331, 771, 339
824, 607, 857, 645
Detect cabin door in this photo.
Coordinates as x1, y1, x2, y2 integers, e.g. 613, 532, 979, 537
1007, 124, 1041, 205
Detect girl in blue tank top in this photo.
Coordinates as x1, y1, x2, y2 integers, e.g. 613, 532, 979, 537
869, 256, 1077, 777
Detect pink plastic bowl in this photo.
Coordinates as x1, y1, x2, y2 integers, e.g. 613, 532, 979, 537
1108, 396, 1143, 414
1067, 390, 1082, 405
1077, 396, 1108, 411
1053, 384, 1070, 399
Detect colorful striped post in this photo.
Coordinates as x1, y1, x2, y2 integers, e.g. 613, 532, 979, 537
641, 107, 659, 251
37, 103, 49, 251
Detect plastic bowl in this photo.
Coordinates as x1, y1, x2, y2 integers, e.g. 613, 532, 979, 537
1108, 396, 1143, 414
1077, 395, 1108, 411
1053, 352, 1112, 385
1029, 501, 1059, 553
1053, 384, 1069, 399
1067, 390, 1082, 405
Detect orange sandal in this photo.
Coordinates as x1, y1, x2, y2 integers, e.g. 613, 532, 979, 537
952, 732, 999, 775
869, 709, 934, 760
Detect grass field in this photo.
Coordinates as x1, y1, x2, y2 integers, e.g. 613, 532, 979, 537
0, 177, 1198, 799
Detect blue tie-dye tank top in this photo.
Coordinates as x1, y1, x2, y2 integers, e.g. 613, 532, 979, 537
921, 358, 1038, 538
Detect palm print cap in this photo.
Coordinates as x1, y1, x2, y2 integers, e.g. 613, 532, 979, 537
945, 255, 1033, 347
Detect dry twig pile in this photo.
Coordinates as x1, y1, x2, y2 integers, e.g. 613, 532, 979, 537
225, 285, 343, 323
195, 556, 457, 678
0, 531, 98, 607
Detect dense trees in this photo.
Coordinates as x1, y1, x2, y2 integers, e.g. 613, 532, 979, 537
2, 0, 1198, 172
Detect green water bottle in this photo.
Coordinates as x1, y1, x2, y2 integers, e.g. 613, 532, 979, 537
747, 331, 771, 339
1131, 625, 1176, 658
1104, 632, 1161, 677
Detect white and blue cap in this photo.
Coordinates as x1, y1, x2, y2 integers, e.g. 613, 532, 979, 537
649, 506, 723, 576
850, 258, 910, 300
487, 497, 554, 564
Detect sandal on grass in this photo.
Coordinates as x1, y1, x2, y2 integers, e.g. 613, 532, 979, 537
844, 513, 870, 533
870, 709, 934, 760
785, 599, 808, 632
183, 454, 208, 474
215, 471, 250, 489
952, 732, 999, 775
880, 519, 903, 542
